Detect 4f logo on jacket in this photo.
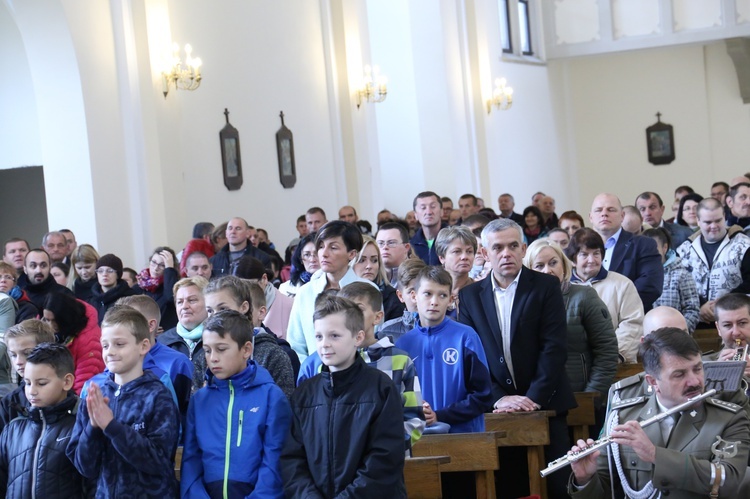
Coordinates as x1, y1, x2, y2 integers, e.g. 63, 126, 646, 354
442, 348, 459, 365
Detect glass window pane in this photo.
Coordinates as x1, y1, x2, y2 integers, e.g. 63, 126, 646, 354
519, 0, 532, 55
499, 0, 512, 53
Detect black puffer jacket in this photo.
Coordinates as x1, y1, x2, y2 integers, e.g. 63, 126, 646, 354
0, 392, 89, 498
87, 280, 142, 324
281, 356, 406, 498
0, 384, 28, 435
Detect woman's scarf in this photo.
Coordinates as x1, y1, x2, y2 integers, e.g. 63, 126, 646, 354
137, 268, 163, 293
177, 322, 204, 343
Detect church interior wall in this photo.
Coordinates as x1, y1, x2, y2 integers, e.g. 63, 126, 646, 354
2, 0, 750, 267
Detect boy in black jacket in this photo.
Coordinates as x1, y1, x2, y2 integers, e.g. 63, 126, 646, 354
0, 343, 89, 497
281, 294, 406, 498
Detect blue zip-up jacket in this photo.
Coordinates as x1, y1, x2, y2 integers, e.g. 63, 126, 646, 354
181, 361, 291, 499
149, 341, 193, 418
396, 317, 493, 433
66, 370, 180, 499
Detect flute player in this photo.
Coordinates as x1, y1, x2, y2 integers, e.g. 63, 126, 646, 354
568, 328, 750, 498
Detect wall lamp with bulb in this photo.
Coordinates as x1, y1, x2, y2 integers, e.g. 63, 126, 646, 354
162, 42, 202, 98
356, 65, 388, 109
487, 77, 513, 113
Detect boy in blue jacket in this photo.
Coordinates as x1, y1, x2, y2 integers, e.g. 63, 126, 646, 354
396, 266, 493, 433
67, 306, 180, 498
181, 310, 291, 498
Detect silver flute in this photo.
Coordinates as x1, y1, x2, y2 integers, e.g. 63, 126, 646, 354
540, 388, 717, 477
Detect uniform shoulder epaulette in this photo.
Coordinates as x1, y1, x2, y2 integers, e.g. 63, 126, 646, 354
611, 373, 644, 391
611, 396, 645, 411
706, 398, 742, 413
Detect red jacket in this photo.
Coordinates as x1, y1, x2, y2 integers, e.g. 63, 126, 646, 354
69, 301, 105, 394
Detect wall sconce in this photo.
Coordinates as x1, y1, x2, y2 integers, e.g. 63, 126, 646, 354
162, 42, 202, 98
356, 65, 388, 109
486, 77, 513, 113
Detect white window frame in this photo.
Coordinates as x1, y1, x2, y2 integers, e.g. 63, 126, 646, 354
500, 0, 546, 65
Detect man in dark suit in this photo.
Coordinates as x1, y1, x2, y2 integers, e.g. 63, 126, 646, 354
458, 218, 575, 498
635, 191, 694, 248
591, 193, 663, 312
497, 193, 525, 226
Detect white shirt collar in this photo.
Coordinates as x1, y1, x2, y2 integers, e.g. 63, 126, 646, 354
491, 268, 522, 292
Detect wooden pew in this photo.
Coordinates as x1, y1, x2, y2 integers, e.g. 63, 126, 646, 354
485, 411, 554, 499
404, 456, 451, 498
614, 362, 642, 382
567, 392, 599, 442
411, 431, 506, 499
175, 446, 183, 481
694, 328, 721, 354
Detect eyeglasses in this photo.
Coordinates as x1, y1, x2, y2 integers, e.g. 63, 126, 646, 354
301, 252, 317, 261
96, 268, 117, 275
0, 275, 15, 282
376, 240, 403, 249
150, 260, 166, 270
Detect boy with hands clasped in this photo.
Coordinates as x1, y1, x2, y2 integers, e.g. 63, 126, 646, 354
67, 306, 180, 498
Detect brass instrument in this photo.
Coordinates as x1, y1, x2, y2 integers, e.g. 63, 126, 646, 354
733, 339, 748, 362
540, 389, 717, 477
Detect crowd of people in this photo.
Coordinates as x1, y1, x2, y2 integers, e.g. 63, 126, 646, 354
1, 176, 750, 497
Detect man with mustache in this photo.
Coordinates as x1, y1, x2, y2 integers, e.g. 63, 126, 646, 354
569, 328, 750, 498
19, 249, 73, 309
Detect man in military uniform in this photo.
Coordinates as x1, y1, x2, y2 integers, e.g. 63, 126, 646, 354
568, 328, 750, 498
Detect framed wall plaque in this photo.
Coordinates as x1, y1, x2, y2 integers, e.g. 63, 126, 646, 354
276, 111, 296, 188
219, 108, 243, 190
646, 112, 675, 165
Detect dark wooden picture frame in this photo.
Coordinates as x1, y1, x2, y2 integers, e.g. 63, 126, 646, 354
276, 111, 296, 188
646, 112, 675, 165
219, 108, 243, 190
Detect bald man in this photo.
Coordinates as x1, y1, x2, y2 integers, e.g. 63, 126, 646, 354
590, 193, 663, 312
643, 306, 688, 336
338, 205, 359, 223
209, 217, 271, 277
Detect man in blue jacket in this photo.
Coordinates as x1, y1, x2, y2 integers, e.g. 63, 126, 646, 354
410, 191, 446, 265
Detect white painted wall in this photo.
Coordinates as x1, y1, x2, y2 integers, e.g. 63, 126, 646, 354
476, 0, 575, 214
0, 2, 42, 169
561, 41, 750, 215
4, 0, 750, 263
153, 0, 340, 251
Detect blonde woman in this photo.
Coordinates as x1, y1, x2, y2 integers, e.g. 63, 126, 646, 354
69, 244, 100, 302
352, 236, 404, 322
524, 238, 618, 404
